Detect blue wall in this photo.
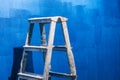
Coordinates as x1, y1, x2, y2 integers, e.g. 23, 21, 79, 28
0, 0, 120, 80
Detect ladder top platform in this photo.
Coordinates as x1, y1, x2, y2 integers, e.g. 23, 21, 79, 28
28, 16, 68, 23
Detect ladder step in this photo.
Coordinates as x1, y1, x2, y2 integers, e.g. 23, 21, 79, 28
49, 71, 76, 78
24, 45, 47, 51
18, 72, 43, 80
24, 45, 67, 51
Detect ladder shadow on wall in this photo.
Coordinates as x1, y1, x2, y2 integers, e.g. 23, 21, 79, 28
9, 47, 34, 80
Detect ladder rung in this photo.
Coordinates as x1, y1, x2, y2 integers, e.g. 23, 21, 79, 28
24, 45, 47, 51
18, 72, 43, 80
24, 45, 67, 51
49, 71, 76, 78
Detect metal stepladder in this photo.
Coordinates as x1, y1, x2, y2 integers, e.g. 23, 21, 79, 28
18, 16, 77, 80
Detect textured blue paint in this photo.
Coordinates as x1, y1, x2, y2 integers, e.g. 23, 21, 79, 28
0, 0, 120, 80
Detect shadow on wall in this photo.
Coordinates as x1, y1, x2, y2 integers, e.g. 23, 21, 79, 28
8, 47, 33, 80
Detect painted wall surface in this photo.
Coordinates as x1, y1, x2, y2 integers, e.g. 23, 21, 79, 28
0, 0, 120, 80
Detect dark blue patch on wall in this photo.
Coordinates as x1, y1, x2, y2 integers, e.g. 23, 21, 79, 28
0, 0, 120, 80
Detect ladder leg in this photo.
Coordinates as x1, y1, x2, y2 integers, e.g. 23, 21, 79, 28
39, 23, 47, 61
43, 21, 56, 80
39, 23, 51, 80
39, 23, 52, 80
25, 23, 34, 45
19, 23, 34, 75
61, 22, 77, 80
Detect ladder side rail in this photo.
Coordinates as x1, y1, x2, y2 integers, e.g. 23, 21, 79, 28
39, 23, 47, 62
61, 21, 77, 79
43, 20, 57, 80
19, 23, 34, 73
